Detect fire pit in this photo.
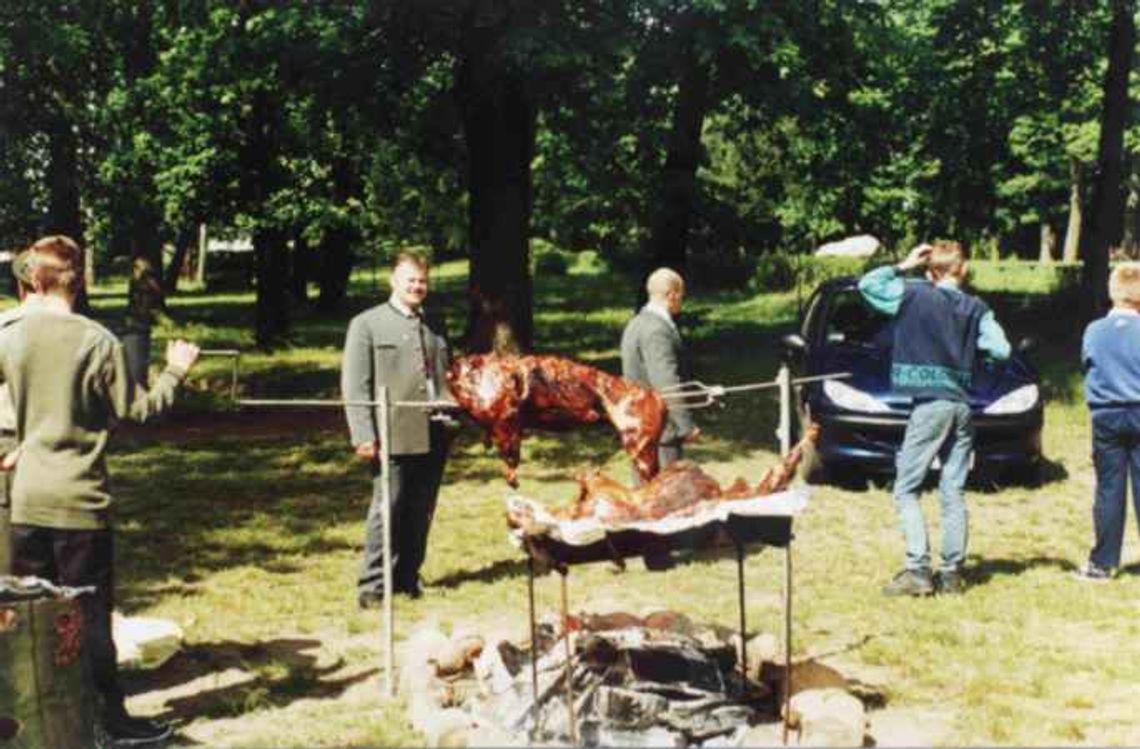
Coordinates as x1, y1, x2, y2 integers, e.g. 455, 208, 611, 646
505, 486, 807, 744
405, 610, 782, 747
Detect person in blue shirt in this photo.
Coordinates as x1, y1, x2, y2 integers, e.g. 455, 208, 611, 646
858, 241, 1011, 596
1078, 263, 1140, 581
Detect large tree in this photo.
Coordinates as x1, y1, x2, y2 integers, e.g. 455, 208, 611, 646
1080, 0, 1136, 318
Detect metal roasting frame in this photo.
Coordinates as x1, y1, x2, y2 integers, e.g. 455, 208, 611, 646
212, 348, 846, 724
519, 516, 795, 745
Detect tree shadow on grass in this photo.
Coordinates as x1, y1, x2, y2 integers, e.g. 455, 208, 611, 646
964, 556, 1076, 586
121, 637, 375, 724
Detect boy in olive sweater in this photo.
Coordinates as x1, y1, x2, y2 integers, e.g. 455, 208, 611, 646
0, 236, 199, 745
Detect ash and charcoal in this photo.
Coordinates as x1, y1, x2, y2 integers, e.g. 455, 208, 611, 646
409, 610, 778, 747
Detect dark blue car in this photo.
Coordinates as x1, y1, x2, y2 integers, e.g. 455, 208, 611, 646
783, 276, 1043, 485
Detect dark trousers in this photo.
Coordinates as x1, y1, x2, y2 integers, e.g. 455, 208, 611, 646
1089, 407, 1140, 569
10, 524, 125, 716
358, 443, 448, 594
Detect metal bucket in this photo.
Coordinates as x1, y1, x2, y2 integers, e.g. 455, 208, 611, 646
0, 577, 96, 748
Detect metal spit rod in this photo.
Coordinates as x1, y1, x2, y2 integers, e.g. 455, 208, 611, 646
658, 371, 851, 409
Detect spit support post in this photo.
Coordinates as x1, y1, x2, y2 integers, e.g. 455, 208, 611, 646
377, 383, 395, 700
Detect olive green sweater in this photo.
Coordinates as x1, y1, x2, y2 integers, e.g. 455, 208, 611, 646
0, 300, 186, 530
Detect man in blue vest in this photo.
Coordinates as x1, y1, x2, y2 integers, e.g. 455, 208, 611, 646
858, 241, 1010, 596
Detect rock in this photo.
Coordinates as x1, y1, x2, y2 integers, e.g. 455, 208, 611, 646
763, 658, 849, 697
399, 625, 451, 695
431, 634, 485, 677
747, 633, 780, 669
465, 723, 520, 748
420, 708, 473, 748
739, 722, 785, 746
113, 613, 183, 670
788, 688, 866, 747
815, 235, 880, 259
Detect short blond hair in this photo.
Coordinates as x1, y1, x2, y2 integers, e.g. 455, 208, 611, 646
392, 250, 428, 273
927, 240, 966, 281
1109, 263, 1140, 309
646, 267, 684, 300
14, 235, 84, 296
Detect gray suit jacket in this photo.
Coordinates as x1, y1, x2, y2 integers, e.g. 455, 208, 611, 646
341, 301, 450, 455
620, 308, 695, 443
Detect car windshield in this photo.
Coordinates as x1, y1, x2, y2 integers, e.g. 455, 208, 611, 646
825, 290, 893, 348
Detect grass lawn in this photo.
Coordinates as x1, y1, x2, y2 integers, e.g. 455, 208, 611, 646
58, 259, 1140, 746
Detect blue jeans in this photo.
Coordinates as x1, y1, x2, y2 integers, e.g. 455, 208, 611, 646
892, 400, 973, 573
1089, 407, 1140, 569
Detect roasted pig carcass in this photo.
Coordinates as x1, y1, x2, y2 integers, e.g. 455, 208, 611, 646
447, 353, 667, 487
556, 423, 820, 524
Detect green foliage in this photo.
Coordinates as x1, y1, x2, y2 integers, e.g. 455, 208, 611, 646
750, 253, 873, 293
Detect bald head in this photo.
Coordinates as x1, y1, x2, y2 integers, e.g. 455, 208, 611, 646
646, 268, 685, 315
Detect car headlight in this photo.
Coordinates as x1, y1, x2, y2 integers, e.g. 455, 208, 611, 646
823, 379, 891, 413
983, 384, 1039, 415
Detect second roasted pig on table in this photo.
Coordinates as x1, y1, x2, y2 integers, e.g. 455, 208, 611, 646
446, 353, 667, 487
554, 424, 820, 524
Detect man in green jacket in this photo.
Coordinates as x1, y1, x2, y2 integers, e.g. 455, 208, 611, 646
341, 251, 450, 608
1, 235, 200, 745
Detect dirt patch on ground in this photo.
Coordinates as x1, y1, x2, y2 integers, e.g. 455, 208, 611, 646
121, 408, 346, 443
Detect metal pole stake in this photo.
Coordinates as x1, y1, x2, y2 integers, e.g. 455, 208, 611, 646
559, 571, 576, 744
528, 554, 540, 740
736, 540, 747, 680
378, 384, 395, 699
782, 542, 793, 745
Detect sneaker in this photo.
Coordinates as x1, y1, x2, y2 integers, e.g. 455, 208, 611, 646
103, 714, 173, 746
881, 568, 935, 597
937, 570, 966, 595
1075, 561, 1114, 582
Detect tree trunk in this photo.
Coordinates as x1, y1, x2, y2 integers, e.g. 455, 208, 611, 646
1122, 152, 1140, 254
316, 226, 354, 313
315, 157, 358, 313
254, 226, 290, 345
162, 223, 199, 293
1038, 222, 1056, 263
124, 0, 165, 324
641, 20, 711, 288
1079, 0, 1135, 320
45, 115, 82, 241
457, 23, 536, 354
1062, 158, 1083, 262
290, 229, 311, 305
126, 206, 164, 324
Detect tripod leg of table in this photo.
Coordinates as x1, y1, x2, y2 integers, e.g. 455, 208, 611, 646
782, 543, 792, 744
528, 555, 539, 739
559, 571, 577, 744
736, 541, 747, 679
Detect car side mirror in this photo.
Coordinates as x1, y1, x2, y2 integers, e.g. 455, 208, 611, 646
782, 333, 807, 360
1016, 336, 1036, 354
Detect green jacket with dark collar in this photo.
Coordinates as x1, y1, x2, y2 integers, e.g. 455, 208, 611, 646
0, 302, 187, 530
340, 301, 450, 456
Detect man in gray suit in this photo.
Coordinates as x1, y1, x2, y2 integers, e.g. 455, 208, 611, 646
621, 267, 700, 474
341, 251, 450, 607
